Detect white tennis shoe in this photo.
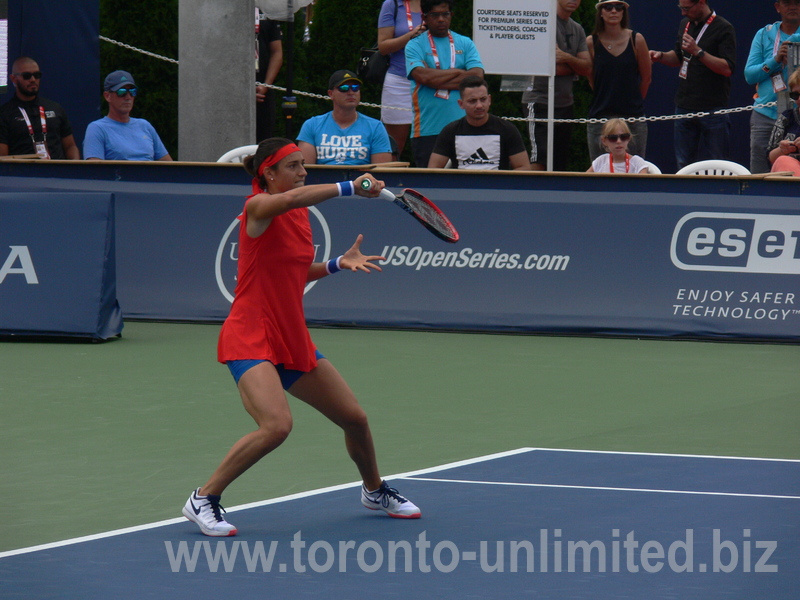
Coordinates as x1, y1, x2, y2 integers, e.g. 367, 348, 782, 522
361, 481, 421, 519
182, 488, 238, 537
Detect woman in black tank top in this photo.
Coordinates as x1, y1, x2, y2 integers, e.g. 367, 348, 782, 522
586, 0, 652, 162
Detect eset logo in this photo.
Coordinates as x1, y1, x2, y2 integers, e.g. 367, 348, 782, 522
671, 212, 800, 274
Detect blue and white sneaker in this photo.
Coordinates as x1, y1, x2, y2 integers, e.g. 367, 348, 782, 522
361, 481, 421, 519
182, 488, 238, 537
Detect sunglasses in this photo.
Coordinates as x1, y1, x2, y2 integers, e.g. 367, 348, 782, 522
677, 1, 698, 12
336, 83, 361, 92
605, 133, 631, 142
601, 3, 626, 11
15, 71, 42, 80
113, 87, 138, 97
426, 11, 452, 18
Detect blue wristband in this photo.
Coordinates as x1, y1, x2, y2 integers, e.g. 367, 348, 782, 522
336, 181, 355, 197
325, 256, 343, 274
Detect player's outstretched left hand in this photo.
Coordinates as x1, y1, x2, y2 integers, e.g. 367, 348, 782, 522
340, 234, 385, 273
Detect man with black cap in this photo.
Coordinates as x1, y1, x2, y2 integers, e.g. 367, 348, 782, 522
0, 56, 80, 159
296, 69, 392, 165
83, 70, 172, 161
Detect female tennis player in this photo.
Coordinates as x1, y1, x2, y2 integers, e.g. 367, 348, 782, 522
183, 138, 420, 536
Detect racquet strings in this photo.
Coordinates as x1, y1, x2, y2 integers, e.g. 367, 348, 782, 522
399, 189, 459, 242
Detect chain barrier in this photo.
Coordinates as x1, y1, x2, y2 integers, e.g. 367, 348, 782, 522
99, 36, 180, 65
101, 35, 774, 123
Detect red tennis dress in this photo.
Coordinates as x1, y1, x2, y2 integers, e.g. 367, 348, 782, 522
217, 197, 318, 372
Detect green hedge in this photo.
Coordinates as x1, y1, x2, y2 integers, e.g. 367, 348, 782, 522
100, 0, 594, 169
99, 0, 179, 156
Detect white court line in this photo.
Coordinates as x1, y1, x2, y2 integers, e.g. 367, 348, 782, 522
2, 446, 796, 559
408, 476, 800, 500
526, 447, 800, 463
0, 447, 535, 559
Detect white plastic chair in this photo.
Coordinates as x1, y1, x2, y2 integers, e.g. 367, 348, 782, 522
675, 160, 751, 176
642, 161, 661, 174
216, 144, 259, 163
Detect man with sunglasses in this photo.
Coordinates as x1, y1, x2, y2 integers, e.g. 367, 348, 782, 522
83, 70, 172, 161
0, 56, 80, 159
744, 0, 800, 173
650, 0, 736, 170
296, 70, 392, 165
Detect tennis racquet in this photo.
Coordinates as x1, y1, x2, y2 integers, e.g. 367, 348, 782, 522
361, 181, 459, 243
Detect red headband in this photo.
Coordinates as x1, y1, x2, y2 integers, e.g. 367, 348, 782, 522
257, 143, 302, 180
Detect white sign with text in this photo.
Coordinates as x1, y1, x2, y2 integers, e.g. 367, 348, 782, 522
473, 0, 556, 76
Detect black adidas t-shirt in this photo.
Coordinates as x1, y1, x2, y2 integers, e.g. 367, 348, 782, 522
431, 114, 526, 170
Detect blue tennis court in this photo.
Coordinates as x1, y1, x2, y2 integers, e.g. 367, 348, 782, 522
2, 448, 797, 599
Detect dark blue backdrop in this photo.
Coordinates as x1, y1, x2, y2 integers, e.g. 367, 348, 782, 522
1, 0, 99, 152
625, 1, 778, 174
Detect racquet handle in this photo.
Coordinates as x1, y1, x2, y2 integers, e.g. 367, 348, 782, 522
379, 188, 397, 201
361, 178, 397, 201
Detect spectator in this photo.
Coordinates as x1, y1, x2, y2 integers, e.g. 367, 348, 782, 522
586, 118, 651, 173
377, 0, 425, 158
744, 0, 800, 174
0, 56, 80, 159
428, 76, 531, 170
296, 70, 392, 165
255, 6, 284, 142
83, 70, 172, 161
405, 0, 484, 168
767, 66, 800, 175
649, 0, 736, 170
586, 0, 651, 162
523, 0, 591, 171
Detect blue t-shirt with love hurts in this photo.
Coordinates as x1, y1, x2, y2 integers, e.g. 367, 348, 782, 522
297, 112, 391, 165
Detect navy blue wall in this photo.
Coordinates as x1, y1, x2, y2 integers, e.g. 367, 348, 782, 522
633, 1, 779, 173
2, 0, 100, 153
1, 161, 798, 342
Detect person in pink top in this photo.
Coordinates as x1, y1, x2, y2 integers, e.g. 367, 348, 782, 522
183, 138, 421, 537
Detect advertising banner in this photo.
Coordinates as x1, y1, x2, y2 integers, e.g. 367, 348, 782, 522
0, 192, 122, 339
1, 167, 797, 342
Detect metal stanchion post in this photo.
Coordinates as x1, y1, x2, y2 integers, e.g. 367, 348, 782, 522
778, 42, 800, 114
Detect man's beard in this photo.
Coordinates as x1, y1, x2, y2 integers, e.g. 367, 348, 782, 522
18, 88, 38, 100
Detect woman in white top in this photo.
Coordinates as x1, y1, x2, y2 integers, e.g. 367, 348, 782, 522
377, 0, 425, 157
587, 118, 651, 173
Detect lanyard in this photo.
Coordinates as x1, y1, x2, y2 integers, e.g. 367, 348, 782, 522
255, 7, 261, 71
19, 106, 47, 142
609, 153, 631, 173
404, 0, 414, 32
773, 23, 784, 58
684, 11, 716, 56
427, 31, 455, 70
